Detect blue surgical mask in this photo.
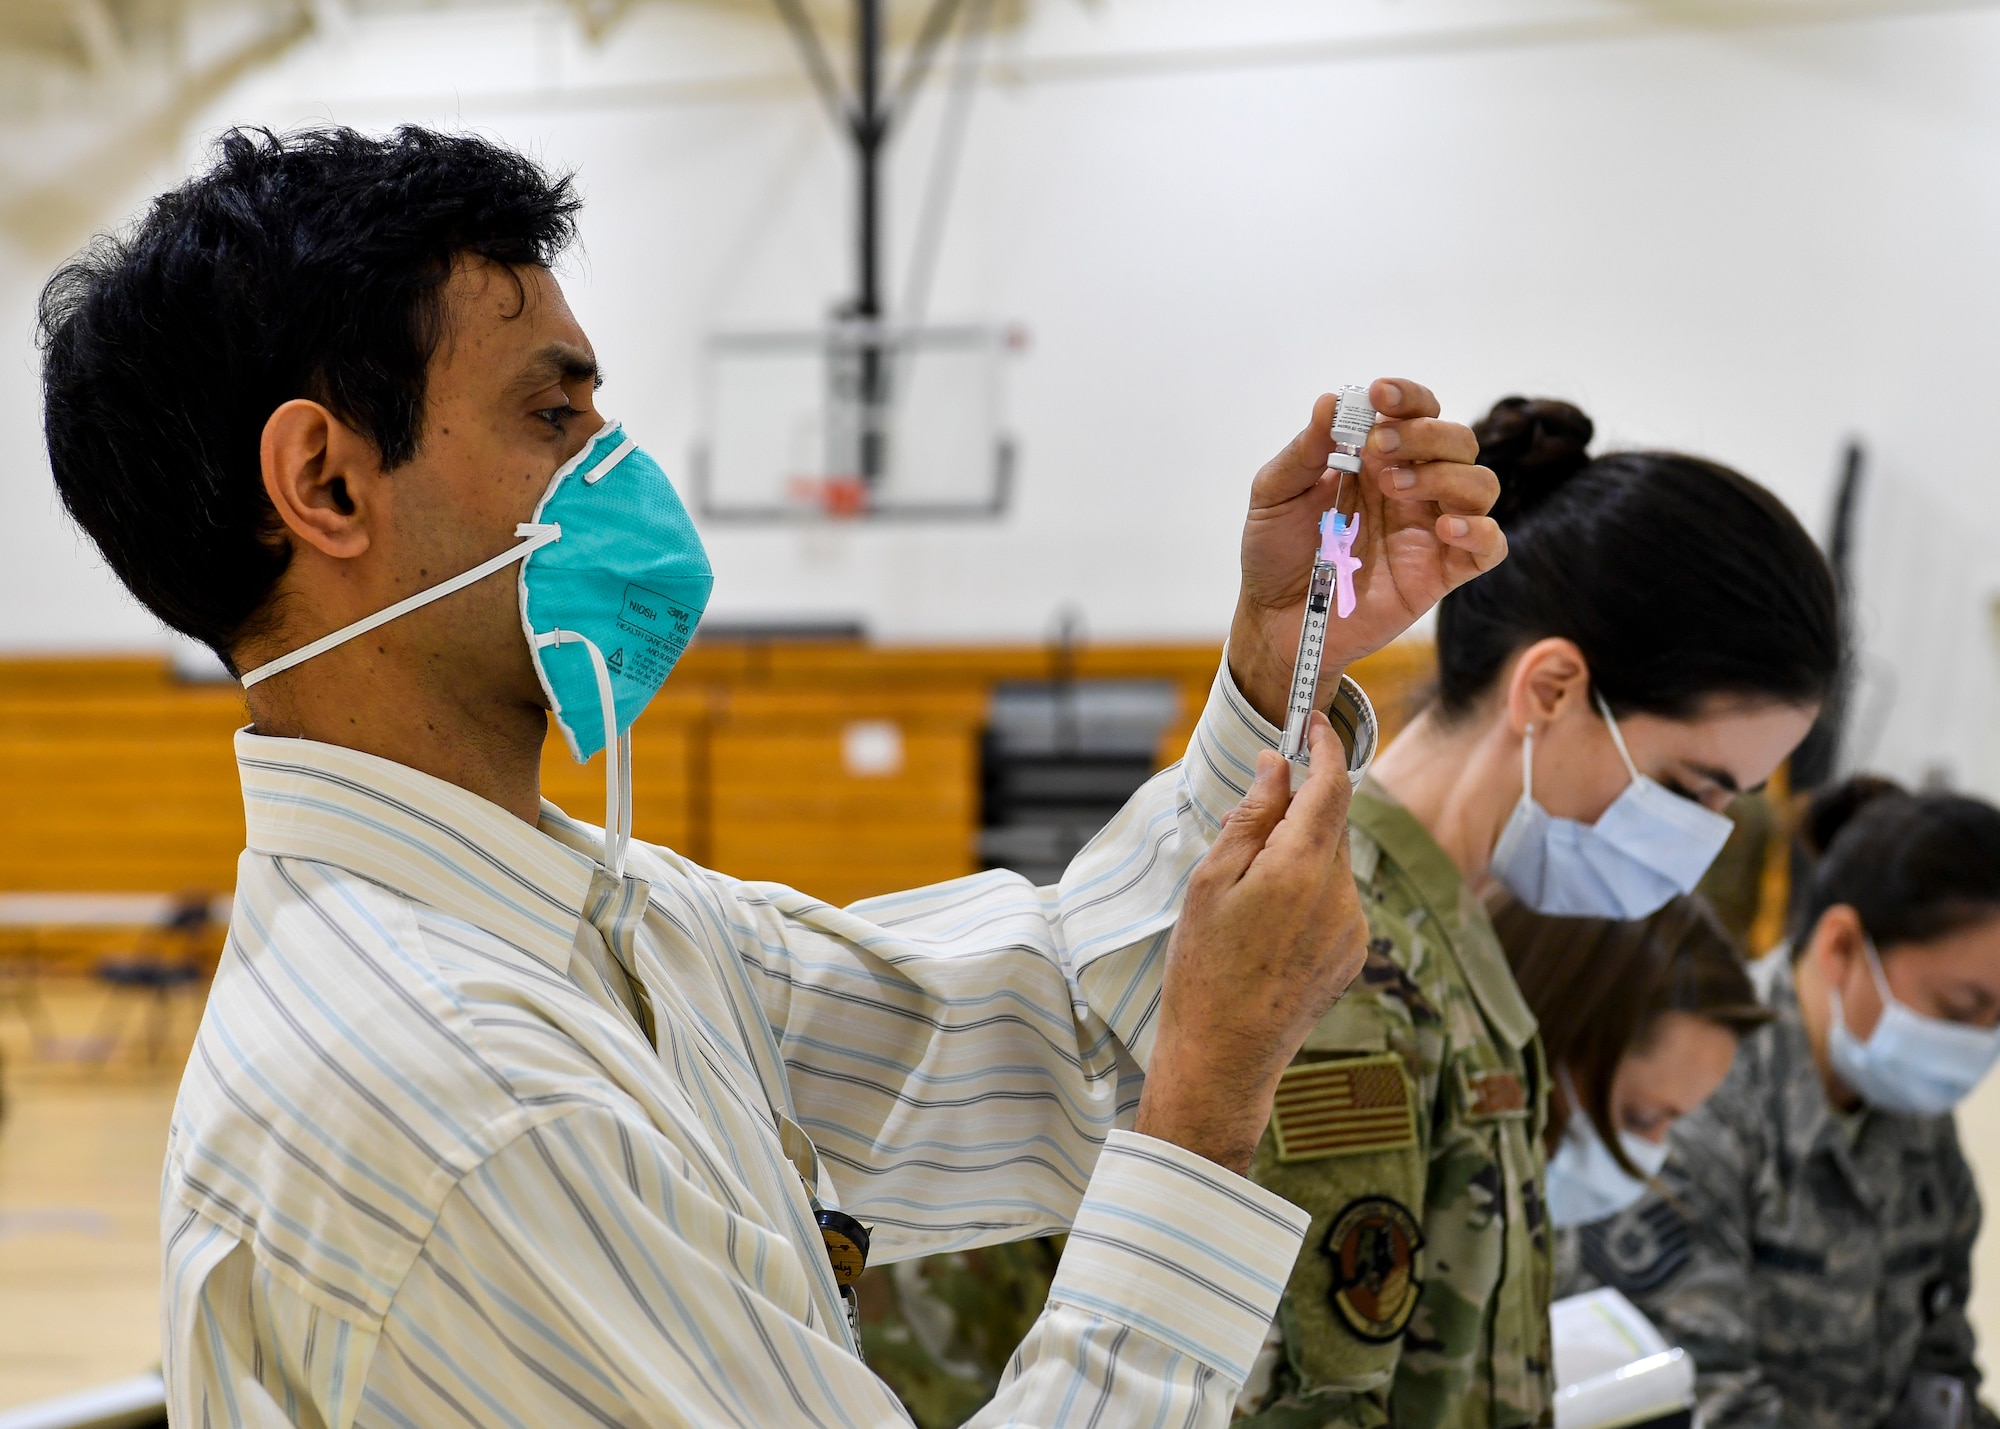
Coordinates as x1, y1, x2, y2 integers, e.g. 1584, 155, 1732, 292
1828, 938, 2000, 1116
239, 419, 712, 877
1545, 1073, 1670, 1227
1489, 693, 1734, 919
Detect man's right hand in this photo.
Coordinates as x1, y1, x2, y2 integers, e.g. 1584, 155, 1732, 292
1134, 714, 1368, 1175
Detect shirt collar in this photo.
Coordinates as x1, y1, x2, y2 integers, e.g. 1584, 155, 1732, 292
1349, 786, 1463, 920
236, 729, 597, 973
1751, 959, 1892, 1203
1349, 786, 1539, 1052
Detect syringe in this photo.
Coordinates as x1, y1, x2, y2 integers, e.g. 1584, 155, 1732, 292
1279, 386, 1378, 765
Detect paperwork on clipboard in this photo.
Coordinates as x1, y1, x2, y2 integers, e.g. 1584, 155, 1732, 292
1552, 1287, 1699, 1429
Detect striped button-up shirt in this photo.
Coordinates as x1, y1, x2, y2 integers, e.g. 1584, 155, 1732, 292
162, 663, 1315, 1427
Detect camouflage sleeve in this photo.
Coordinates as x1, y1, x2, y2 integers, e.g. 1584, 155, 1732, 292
1235, 894, 1448, 1429
1580, 1099, 1782, 1429
1910, 1134, 1995, 1428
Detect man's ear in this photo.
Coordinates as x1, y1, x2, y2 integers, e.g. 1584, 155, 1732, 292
1502, 637, 1592, 737
260, 399, 379, 560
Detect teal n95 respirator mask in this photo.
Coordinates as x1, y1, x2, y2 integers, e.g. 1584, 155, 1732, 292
239, 420, 713, 878
1489, 692, 1734, 920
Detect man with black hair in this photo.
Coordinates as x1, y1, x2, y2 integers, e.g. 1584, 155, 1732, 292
39, 125, 1503, 1426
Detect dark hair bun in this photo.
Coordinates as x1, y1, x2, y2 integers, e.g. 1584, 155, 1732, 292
1800, 774, 1908, 859
1793, 777, 2000, 949
1473, 396, 1594, 527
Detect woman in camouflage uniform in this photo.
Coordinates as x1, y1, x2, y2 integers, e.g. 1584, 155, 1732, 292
1234, 397, 1840, 1427
1494, 891, 1771, 1238
1578, 777, 2000, 1429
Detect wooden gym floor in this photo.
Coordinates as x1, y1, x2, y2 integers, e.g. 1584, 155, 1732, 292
0, 978, 190, 1410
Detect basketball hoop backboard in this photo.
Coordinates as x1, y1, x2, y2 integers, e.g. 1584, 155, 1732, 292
692, 320, 1016, 522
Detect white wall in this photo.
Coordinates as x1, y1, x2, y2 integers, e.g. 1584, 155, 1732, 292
1, 0, 1997, 794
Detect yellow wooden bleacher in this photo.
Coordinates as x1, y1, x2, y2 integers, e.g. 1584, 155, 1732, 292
0, 640, 1438, 961
0, 661, 244, 969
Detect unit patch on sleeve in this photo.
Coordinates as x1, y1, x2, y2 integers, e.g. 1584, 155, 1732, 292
1270, 1054, 1416, 1162
1322, 1196, 1425, 1343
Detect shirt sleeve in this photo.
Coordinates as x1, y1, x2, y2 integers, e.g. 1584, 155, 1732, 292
357, 1106, 1307, 1428
713, 658, 1284, 1259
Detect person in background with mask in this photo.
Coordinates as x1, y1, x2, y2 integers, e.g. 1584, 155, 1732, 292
1233, 397, 1840, 1428
1486, 892, 1769, 1269
1578, 776, 2000, 1429
38, 127, 1506, 1428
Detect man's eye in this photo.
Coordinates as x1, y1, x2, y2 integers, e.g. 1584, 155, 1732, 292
1942, 990, 1992, 1024
535, 404, 582, 430
1663, 776, 1730, 813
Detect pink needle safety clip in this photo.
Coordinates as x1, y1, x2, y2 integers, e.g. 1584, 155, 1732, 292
1323, 507, 1362, 620
1322, 383, 1377, 622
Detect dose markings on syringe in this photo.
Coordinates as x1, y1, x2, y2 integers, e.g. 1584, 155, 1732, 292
1289, 614, 1327, 714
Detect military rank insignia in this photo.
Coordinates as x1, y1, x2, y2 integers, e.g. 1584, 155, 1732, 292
1270, 1053, 1416, 1162
1579, 1198, 1690, 1295
1322, 1196, 1425, 1343
1460, 1066, 1528, 1120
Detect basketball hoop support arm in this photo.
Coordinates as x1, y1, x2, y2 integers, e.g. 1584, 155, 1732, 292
851, 0, 887, 480
750, 0, 986, 505
854, 0, 883, 321
768, 0, 967, 326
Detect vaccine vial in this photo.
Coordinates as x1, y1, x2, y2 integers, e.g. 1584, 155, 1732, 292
1327, 386, 1378, 474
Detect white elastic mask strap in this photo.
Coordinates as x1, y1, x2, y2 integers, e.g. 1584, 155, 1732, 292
1594, 690, 1643, 782
617, 729, 634, 877
1557, 1067, 1600, 1150
535, 628, 629, 878
1861, 936, 1898, 1015
239, 523, 561, 689
1521, 724, 1536, 804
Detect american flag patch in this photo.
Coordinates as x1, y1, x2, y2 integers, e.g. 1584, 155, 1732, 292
1271, 1054, 1416, 1162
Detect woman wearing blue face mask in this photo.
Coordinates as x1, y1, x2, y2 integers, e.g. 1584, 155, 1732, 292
1236, 397, 1840, 1427
1577, 777, 2000, 1429
1488, 892, 1770, 1239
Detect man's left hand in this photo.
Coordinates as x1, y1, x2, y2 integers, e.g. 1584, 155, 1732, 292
1228, 379, 1504, 727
